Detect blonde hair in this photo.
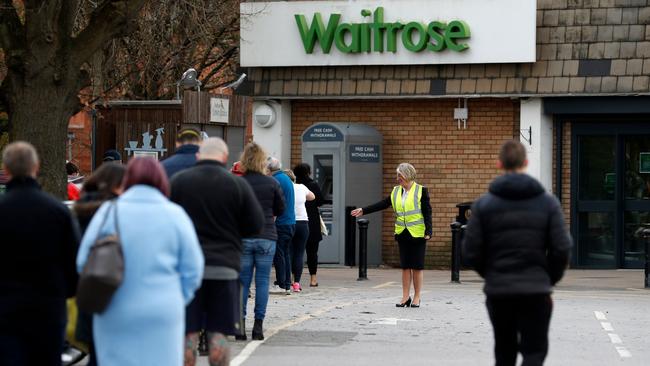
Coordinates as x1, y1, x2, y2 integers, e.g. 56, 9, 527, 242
240, 142, 268, 174
284, 169, 296, 182
396, 163, 417, 182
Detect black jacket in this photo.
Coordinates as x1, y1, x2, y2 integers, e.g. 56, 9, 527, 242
462, 173, 573, 296
242, 172, 286, 241
0, 177, 80, 326
362, 185, 433, 237
299, 178, 324, 242
162, 144, 199, 179
171, 160, 264, 271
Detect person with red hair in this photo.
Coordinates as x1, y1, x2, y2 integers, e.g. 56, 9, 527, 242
76, 157, 204, 366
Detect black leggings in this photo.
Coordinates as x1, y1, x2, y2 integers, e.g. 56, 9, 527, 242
306, 238, 320, 275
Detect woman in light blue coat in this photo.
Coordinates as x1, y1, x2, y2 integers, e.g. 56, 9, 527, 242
77, 158, 204, 366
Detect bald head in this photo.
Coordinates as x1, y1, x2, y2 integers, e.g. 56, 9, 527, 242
2, 141, 40, 179
198, 137, 229, 163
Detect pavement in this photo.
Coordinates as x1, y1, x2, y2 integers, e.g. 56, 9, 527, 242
196, 268, 650, 366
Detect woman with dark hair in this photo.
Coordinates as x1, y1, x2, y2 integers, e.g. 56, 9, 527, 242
293, 163, 324, 287
72, 162, 125, 366
76, 158, 204, 366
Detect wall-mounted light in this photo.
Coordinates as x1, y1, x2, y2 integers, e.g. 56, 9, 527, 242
253, 102, 277, 128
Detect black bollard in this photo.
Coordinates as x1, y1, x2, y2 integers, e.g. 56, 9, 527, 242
450, 222, 462, 283
357, 219, 369, 281
642, 228, 650, 289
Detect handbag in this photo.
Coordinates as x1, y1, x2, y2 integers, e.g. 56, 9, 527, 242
76, 202, 124, 314
319, 214, 329, 236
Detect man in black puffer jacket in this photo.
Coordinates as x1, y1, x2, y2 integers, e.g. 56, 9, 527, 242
463, 140, 572, 366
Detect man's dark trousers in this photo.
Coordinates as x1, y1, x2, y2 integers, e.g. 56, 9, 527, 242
486, 295, 553, 366
274, 224, 295, 290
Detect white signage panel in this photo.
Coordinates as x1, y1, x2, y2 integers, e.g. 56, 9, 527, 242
210, 97, 229, 123
240, 0, 536, 67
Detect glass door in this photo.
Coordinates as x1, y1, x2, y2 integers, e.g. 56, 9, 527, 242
623, 136, 650, 268
575, 135, 617, 268
573, 121, 650, 269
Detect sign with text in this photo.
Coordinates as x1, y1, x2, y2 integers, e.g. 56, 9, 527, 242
210, 97, 229, 123
241, 0, 535, 67
350, 144, 380, 163
302, 124, 344, 142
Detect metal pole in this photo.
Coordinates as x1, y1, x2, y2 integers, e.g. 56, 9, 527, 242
642, 228, 650, 289
450, 222, 462, 283
357, 219, 369, 281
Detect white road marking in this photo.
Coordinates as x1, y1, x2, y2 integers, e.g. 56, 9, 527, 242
608, 333, 622, 344
371, 318, 416, 325
372, 281, 396, 289
594, 311, 607, 320
615, 346, 632, 358
601, 322, 614, 331
594, 311, 632, 359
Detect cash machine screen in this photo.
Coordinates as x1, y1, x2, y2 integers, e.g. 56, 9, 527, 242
314, 155, 334, 233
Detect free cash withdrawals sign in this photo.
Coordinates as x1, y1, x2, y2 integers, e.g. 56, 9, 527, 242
350, 144, 380, 163
240, 0, 536, 67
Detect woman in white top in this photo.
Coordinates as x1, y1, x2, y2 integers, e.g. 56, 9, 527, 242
284, 169, 314, 292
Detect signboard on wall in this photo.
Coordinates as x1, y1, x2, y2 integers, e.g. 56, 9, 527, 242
349, 144, 380, 163
210, 97, 229, 123
240, 0, 536, 67
302, 124, 344, 142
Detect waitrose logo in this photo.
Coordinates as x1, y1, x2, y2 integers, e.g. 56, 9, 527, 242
294, 7, 470, 55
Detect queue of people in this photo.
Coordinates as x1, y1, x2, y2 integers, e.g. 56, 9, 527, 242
0, 134, 571, 366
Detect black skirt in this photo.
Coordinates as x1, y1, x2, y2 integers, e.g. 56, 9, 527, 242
396, 230, 426, 270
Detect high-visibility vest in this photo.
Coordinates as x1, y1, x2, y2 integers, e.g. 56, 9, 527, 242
390, 183, 425, 238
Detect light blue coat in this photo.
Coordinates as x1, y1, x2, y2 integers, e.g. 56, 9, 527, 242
77, 185, 204, 366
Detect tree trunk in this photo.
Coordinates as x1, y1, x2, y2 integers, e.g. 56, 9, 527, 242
9, 84, 75, 199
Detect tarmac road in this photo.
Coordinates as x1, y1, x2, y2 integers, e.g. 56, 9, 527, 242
196, 268, 650, 366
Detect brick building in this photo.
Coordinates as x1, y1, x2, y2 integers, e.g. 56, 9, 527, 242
241, 0, 650, 269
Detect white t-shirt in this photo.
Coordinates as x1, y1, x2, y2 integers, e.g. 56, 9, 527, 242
293, 183, 311, 221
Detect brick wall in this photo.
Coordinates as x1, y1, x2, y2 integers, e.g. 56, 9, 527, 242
552, 122, 573, 228
67, 111, 92, 176
290, 98, 518, 268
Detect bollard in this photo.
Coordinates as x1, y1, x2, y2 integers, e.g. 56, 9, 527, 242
450, 222, 462, 283
642, 228, 650, 289
357, 219, 369, 281
345, 206, 357, 266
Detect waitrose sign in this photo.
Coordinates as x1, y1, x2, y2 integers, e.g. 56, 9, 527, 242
240, 0, 536, 67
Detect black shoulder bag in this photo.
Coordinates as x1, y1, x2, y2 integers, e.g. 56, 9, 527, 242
76, 202, 124, 314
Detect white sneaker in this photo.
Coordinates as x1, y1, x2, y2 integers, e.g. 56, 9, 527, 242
270, 285, 284, 294
285, 289, 292, 295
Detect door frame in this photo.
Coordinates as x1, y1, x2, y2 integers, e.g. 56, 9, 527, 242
569, 116, 650, 268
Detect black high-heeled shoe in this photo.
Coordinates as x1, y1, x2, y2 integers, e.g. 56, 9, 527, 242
410, 300, 421, 308
396, 297, 412, 307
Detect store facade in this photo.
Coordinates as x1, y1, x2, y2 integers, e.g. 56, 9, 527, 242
240, 0, 650, 269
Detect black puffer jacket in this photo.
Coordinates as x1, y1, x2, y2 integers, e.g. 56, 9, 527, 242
462, 173, 572, 296
242, 172, 285, 241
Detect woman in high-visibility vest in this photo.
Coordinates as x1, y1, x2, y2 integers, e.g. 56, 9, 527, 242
351, 163, 432, 307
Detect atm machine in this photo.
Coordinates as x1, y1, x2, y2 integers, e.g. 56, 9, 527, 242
301, 123, 383, 265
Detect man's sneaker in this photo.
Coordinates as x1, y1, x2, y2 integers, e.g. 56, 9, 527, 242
285, 288, 292, 295
292, 282, 302, 292
270, 285, 284, 294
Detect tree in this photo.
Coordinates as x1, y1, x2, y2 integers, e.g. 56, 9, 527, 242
0, 0, 148, 197
0, 0, 241, 197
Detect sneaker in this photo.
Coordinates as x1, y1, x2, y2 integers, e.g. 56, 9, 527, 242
292, 282, 302, 292
270, 285, 284, 294
285, 289, 292, 295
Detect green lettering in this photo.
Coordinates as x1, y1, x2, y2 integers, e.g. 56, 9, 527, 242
386, 22, 403, 53
426, 21, 446, 52
444, 20, 470, 52
371, 7, 385, 52
402, 22, 428, 52
335, 23, 361, 53
295, 13, 341, 54
360, 23, 372, 52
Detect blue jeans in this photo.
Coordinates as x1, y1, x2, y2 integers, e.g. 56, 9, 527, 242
274, 224, 295, 290
240, 238, 276, 320
291, 221, 310, 283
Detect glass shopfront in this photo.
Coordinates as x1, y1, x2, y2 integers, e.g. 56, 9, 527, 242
572, 121, 650, 269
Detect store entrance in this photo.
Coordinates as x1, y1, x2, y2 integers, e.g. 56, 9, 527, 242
573, 122, 650, 269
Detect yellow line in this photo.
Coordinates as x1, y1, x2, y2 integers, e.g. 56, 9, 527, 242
373, 281, 396, 289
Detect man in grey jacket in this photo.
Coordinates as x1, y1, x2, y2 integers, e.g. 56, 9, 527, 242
463, 140, 572, 366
